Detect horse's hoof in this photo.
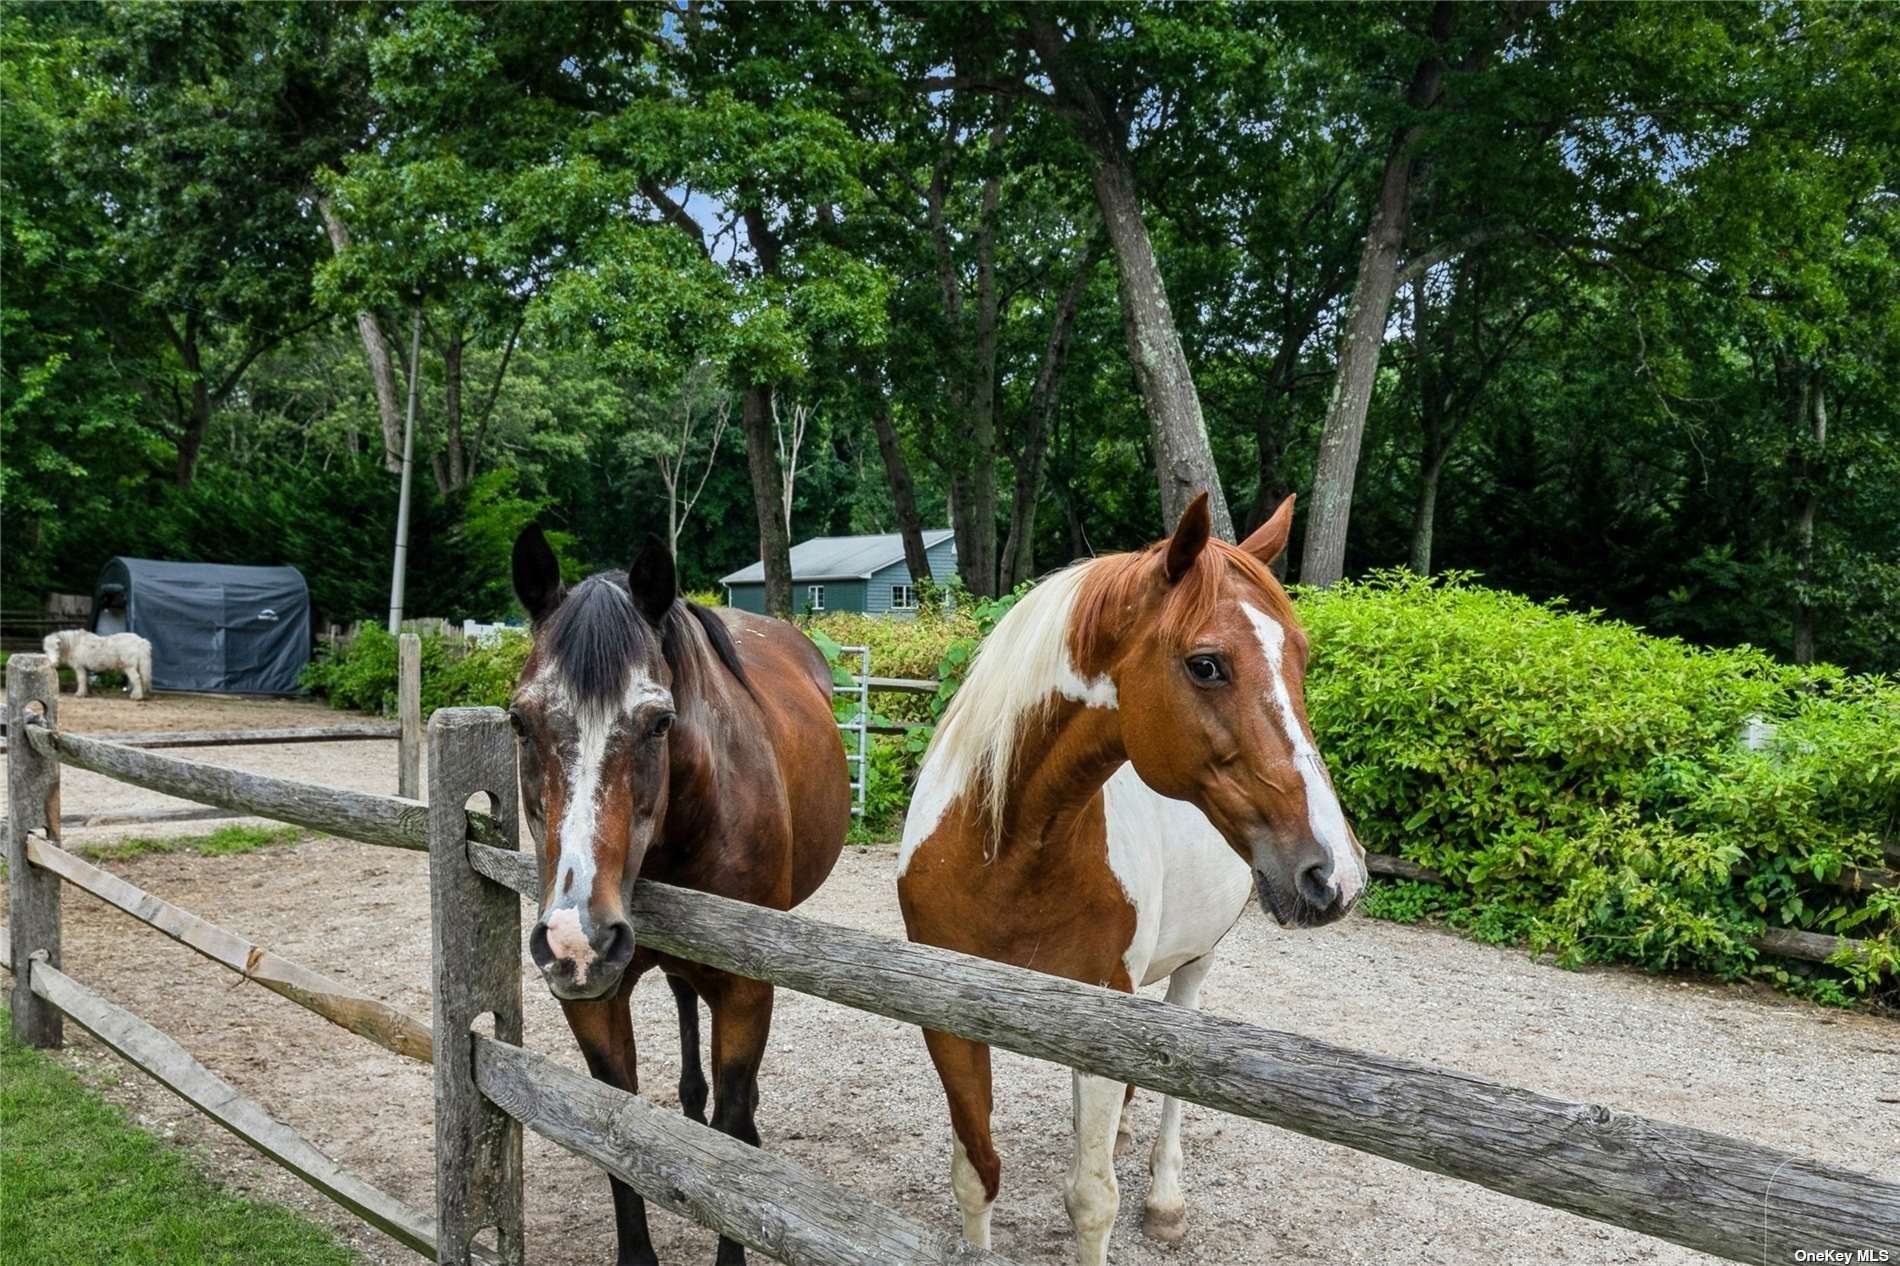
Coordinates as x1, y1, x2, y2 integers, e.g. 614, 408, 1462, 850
1113, 1127, 1135, 1159
1142, 1203, 1188, 1242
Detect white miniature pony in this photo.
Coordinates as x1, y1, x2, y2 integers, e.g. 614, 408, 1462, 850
897, 495, 1365, 1264
43, 629, 153, 700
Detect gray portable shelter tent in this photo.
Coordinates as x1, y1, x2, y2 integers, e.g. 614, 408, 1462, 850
92, 558, 312, 694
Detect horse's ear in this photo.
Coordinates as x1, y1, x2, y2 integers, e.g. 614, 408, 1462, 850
512, 525, 564, 624
627, 534, 678, 625
1240, 494, 1295, 566
1164, 492, 1213, 583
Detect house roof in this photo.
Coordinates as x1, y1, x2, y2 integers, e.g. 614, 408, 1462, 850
720, 530, 955, 585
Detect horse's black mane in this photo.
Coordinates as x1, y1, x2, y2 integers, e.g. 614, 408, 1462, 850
542, 572, 752, 708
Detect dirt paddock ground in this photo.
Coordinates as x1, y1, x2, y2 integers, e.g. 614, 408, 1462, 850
8, 693, 1898, 1265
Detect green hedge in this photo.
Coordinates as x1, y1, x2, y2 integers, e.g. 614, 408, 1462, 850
1296, 572, 1896, 1002
303, 579, 1897, 1001
301, 625, 528, 715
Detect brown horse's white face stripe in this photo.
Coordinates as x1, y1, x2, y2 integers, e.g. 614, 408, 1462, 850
525, 672, 671, 988
510, 575, 676, 1001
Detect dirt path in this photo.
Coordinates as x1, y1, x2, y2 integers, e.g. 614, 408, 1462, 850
10, 696, 1899, 1264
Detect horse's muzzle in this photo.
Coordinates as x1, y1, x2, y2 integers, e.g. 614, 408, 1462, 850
529, 908, 635, 1000
1253, 860, 1357, 929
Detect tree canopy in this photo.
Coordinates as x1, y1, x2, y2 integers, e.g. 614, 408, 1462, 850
4, 0, 1895, 670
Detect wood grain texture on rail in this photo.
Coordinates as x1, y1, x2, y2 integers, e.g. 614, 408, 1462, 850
26, 956, 444, 1259
428, 707, 526, 1266
24, 835, 432, 1061
8, 656, 62, 1047
463, 844, 1900, 1264
0, 723, 397, 755
26, 725, 509, 852
473, 1035, 1014, 1266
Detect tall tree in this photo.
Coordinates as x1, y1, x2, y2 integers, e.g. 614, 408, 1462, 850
1020, 11, 1235, 540
1300, 2, 1465, 585
54, 2, 336, 485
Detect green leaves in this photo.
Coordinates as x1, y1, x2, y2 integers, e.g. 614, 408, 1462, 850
1297, 571, 1898, 999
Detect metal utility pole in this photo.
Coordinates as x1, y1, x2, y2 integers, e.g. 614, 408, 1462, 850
387, 301, 423, 634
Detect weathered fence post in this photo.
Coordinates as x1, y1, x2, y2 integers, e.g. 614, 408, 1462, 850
7, 653, 61, 1047
398, 633, 421, 799
427, 708, 524, 1265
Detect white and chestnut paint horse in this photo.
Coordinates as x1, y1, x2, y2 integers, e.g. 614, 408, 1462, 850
43, 629, 153, 700
896, 493, 1367, 1265
508, 527, 850, 1266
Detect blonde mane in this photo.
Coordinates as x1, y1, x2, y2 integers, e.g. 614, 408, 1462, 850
920, 560, 1102, 847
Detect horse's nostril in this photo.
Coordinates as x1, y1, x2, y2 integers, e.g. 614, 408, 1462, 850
1295, 858, 1337, 909
597, 920, 635, 971
528, 922, 558, 972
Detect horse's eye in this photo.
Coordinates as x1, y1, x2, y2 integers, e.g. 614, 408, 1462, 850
507, 709, 527, 738
1185, 655, 1227, 687
649, 712, 675, 740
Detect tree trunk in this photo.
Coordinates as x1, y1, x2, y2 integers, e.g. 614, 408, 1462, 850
925, 135, 1003, 599
434, 326, 468, 495
1001, 237, 1095, 589
173, 330, 211, 487
1792, 369, 1825, 665
1093, 154, 1234, 543
661, 467, 681, 562
870, 401, 933, 588
317, 196, 404, 472
1299, 2, 1454, 587
1026, 19, 1232, 542
741, 384, 793, 617
1410, 450, 1450, 576
1246, 409, 1294, 534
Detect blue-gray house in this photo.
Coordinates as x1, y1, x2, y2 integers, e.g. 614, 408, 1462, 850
720, 530, 957, 615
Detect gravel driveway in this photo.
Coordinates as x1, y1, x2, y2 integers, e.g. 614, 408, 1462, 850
7, 695, 1897, 1265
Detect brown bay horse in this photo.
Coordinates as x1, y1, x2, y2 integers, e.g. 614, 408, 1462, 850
509, 527, 850, 1266
896, 493, 1368, 1265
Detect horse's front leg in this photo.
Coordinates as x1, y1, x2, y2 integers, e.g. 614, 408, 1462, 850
561, 989, 658, 1266
1067, 1070, 1130, 1266
667, 973, 710, 1124
1143, 953, 1213, 1241
701, 971, 774, 1266
73, 667, 88, 698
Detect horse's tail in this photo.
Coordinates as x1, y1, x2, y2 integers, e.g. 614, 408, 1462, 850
135, 640, 154, 700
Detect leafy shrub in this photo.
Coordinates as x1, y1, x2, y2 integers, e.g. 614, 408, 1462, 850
808, 609, 978, 722
302, 625, 530, 713
1296, 572, 1897, 999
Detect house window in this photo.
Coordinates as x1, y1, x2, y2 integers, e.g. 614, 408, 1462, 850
807, 585, 826, 612
890, 584, 916, 611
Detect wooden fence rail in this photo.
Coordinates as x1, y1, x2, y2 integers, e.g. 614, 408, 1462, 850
473, 1035, 1012, 1266
23, 834, 432, 1061
22, 953, 447, 1258
464, 842, 1900, 1264
0, 723, 398, 756
25, 724, 506, 853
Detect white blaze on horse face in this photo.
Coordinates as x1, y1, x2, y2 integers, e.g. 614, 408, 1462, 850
1241, 603, 1364, 905
544, 668, 672, 936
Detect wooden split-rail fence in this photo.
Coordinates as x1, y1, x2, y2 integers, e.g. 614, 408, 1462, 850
4, 651, 1896, 1264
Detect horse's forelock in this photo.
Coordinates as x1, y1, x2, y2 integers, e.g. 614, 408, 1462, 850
540, 576, 656, 711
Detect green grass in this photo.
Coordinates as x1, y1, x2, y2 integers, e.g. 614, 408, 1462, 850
71, 824, 305, 866
0, 1008, 359, 1266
